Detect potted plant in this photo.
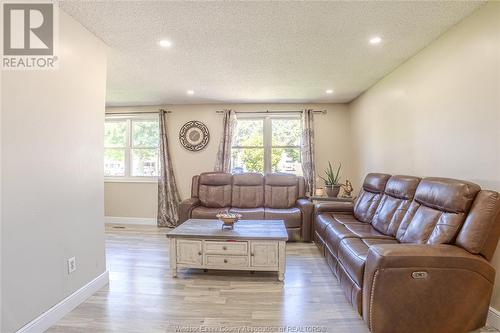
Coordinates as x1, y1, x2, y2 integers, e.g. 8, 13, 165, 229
320, 162, 342, 197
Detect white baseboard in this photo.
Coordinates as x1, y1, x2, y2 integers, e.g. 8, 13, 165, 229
105, 216, 157, 226
487, 307, 500, 330
16, 271, 109, 333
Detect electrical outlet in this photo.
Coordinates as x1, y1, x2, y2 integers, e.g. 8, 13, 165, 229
68, 257, 76, 274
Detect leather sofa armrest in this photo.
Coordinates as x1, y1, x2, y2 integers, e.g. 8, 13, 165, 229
363, 244, 495, 333
296, 198, 313, 242
314, 202, 354, 215
179, 198, 200, 224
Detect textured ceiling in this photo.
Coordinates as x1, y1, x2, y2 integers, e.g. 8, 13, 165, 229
60, 1, 484, 106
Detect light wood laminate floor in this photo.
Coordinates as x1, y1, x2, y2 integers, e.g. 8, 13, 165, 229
48, 224, 498, 333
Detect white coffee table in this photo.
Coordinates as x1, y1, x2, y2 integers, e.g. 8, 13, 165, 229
166, 219, 288, 281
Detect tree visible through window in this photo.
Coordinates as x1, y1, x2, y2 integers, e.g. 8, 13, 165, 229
231, 115, 302, 175
104, 115, 159, 178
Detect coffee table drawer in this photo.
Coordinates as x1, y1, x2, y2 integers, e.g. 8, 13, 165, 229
205, 255, 249, 267
204, 241, 248, 255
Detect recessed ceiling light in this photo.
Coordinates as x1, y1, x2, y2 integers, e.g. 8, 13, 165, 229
325, 89, 334, 94
158, 39, 172, 48
187, 90, 194, 95
369, 36, 382, 45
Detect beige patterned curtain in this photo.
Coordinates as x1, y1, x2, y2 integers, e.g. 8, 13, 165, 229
301, 109, 316, 196
214, 109, 237, 172
157, 110, 182, 227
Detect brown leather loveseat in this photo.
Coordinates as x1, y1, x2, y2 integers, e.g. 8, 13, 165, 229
179, 172, 313, 241
314, 173, 500, 333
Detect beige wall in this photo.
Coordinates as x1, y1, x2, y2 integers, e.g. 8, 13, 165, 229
1, 11, 107, 332
105, 103, 353, 218
0, 48, 3, 331
105, 182, 158, 218
349, 2, 500, 309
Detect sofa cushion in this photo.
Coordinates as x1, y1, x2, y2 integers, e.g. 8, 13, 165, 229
315, 213, 361, 249
345, 224, 394, 240
199, 172, 233, 186
361, 238, 399, 247
315, 213, 335, 245
371, 175, 421, 237
414, 177, 480, 213
325, 221, 395, 258
353, 173, 391, 223
229, 207, 265, 219
191, 206, 228, 219
333, 213, 363, 225
338, 238, 400, 287
264, 207, 302, 228
338, 238, 369, 287
198, 172, 232, 208
397, 178, 481, 244
264, 173, 299, 209
324, 221, 355, 256
231, 173, 264, 208
384, 175, 421, 200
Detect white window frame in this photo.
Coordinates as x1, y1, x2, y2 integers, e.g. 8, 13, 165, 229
104, 114, 159, 183
232, 113, 302, 174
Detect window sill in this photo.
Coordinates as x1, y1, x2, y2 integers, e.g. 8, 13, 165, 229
105, 177, 158, 184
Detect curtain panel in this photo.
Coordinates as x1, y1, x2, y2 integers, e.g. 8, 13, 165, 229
214, 109, 237, 172
157, 110, 182, 227
301, 109, 316, 195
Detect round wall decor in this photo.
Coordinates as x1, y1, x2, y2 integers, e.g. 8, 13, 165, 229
179, 121, 210, 151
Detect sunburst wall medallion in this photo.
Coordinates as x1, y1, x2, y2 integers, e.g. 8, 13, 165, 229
179, 121, 210, 151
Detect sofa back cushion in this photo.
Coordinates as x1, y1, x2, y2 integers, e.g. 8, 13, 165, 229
353, 173, 391, 223
396, 177, 480, 244
198, 172, 232, 208
455, 190, 500, 260
371, 175, 421, 236
264, 173, 299, 208
231, 173, 264, 208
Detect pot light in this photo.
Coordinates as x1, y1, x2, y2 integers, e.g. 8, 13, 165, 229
325, 89, 334, 94
158, 39, 172, 48
187, 90, 194, 95
369, 36, 382, 45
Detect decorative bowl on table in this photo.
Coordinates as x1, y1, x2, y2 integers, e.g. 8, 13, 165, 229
216, 212, 242, 230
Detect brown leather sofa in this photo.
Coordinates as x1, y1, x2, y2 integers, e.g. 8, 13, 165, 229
314, 173, 500, 333
179, 172, 313, 241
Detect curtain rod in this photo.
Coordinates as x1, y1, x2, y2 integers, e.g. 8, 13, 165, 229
105, 110, 171, 116
216, 110, 327, 114
105, 109, 326, 115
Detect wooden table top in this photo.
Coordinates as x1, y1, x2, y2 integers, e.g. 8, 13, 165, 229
167, 219, 289, 241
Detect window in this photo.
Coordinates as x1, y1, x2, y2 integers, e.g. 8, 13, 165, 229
231, 115, 302, 175
104, 114, 160, 180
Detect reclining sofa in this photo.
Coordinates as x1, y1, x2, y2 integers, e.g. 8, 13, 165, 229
314, 173, 500, 333
179, 172, 313, 241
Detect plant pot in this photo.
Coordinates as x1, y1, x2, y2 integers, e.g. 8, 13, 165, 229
325, 185, 341, 197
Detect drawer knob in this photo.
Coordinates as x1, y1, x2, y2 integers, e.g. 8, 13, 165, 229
198, 251, 202, 256
223, 246, 227, 250
224, 259, 228, 263
251, 253, 255, 256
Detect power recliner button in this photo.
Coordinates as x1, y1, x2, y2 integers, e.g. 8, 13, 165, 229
412, 271, 428, 279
